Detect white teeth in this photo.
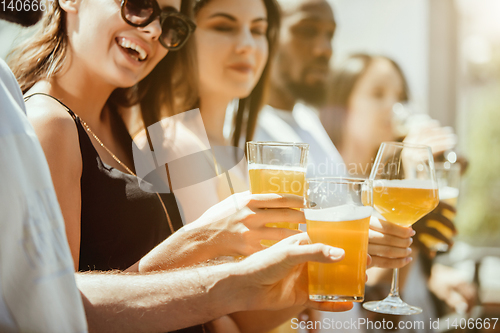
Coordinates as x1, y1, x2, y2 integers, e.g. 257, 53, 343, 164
117, 38, 148, 61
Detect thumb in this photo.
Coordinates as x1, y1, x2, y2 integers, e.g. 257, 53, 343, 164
282, 243, 345, 267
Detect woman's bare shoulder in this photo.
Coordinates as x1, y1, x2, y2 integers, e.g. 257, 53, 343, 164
24, 93, 82, 172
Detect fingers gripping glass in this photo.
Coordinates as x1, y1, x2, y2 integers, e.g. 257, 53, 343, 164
121, 0, 196, 50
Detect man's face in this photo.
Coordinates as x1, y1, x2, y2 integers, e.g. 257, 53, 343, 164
273, 0, 335, 104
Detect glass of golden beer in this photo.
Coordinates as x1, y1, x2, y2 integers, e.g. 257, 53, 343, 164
418, 162, 461, 251
363, 142, 439, 315
247, 141, 309, 246
305, 178, 373, 302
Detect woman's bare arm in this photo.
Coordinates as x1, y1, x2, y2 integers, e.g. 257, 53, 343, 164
26, 96, 83, 270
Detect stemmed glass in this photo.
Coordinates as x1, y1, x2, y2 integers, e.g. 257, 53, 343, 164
362, 142, 439, 315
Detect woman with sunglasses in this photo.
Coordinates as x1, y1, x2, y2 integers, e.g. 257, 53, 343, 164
9, 0, 199, 273
8, 0, 325, 324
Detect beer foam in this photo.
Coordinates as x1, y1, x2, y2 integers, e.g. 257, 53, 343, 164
373, 179, 437, 190
439, 186, 459, 200
304, 205, 373, 222
248, 163, 306, 173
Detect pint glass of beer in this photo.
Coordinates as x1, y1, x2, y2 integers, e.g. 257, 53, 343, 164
418, 162, 461, 251
247, 141, 309, 246
305, 178, 373, 302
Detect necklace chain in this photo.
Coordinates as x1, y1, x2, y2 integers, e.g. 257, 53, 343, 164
79, 118, 137, 177
79, 117, 175, 235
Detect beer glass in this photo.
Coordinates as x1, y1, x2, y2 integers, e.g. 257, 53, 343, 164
247, 141, 309, 246
305, 178, 373, 302
418, 162, 461, 251
363, 142, 439, 315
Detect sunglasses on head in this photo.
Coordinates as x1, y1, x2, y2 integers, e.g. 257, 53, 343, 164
121, 0, 196, 50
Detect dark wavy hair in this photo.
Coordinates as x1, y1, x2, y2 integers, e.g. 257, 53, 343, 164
193, 0, 281, 149
8, 0, 197, 129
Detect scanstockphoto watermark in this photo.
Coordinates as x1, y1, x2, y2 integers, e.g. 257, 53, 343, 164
291, 317, 425, 331
290, 317, 499, 331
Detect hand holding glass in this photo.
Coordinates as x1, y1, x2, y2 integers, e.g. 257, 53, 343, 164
247, 141, 309, 246
362, 142, 439, 315
305, 178, 372, 302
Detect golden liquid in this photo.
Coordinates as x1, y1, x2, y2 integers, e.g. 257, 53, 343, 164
249, 167, 306, 246
418, 188, 458, 250
373, 185, 439, 227
307, 216, 370, 301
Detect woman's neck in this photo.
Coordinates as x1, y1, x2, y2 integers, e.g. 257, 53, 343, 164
46, 61, 116, 128
198, 91, 233, 146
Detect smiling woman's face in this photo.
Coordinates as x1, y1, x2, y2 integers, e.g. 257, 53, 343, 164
195, 0, 269, 100
66, 0, 181, 88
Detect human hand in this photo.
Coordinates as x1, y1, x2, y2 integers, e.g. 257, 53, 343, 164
413, 201, 457, 258
238, 232, 356, 312
404, 120, 457, 156
185, 191, 305, 256
368, 216, 414, 269
138, 191, 304, 272
429, 263, 477, 314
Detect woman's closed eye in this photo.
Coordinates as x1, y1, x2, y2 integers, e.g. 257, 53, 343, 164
250, 21, 267, 36
251, 27, 266, 36
213, 24, 235, 32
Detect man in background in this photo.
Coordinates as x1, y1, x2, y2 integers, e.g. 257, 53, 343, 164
254, 1, 362, 331
255, 0, 345, 178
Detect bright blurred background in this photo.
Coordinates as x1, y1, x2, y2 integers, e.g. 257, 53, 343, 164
328, 0, 500, 246
328, 1, 500, 331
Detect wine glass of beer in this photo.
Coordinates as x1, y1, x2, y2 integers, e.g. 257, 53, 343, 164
362, 142, 439, 315
305, 178, 373, 302
247, 141, 309, 246
418, 162, 461, 252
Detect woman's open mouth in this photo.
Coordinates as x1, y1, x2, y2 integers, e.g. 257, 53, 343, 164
116, 37, 148, 62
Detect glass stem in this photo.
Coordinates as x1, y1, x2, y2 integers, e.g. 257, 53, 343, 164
388, 268, 400, 298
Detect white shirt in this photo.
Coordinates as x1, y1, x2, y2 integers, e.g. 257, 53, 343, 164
0, 59, 88, 332
254, 103, 346, 178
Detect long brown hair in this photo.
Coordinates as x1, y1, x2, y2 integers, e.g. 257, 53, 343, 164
322, 53, 409, 147
8, 0, 197, 127
193, 0, 281, 150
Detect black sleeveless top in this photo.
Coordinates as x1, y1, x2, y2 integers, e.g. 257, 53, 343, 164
25, 94, 205, 333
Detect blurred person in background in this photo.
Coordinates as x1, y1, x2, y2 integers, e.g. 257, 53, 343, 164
320, 53, 476, 331
161, 0, 281, 225
320, 53, 458, 178
253, 1, 415, 332
253, 0, 344, 179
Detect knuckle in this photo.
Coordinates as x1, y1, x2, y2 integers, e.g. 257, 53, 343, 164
242, 210, 257, 225
276, 194, 288, 206
247, 197, 258, 208
403, 237, 413, 248
394, 248, 407, 258
278, 228, 290, 240
280, 209, 292, 222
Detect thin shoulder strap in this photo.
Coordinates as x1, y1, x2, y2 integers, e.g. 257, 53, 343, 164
24, 92, 78, 120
